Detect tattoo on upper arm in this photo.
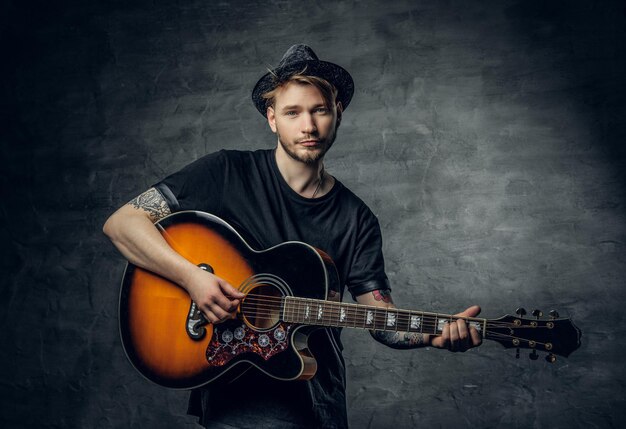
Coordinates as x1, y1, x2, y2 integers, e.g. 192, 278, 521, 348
371, 330, 425, 349
372, 289, 393, 303
127, 188, 172, 222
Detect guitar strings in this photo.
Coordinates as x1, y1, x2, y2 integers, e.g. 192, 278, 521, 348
212, 287, 554, 334
240, 294, 534, 330
238, 305, 553, 344
235, 299, 554, 346
222, 309, 550, 347
242, 304, 532, 330
240, 298, 540, 331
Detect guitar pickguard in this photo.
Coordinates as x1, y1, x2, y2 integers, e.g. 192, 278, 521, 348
205, 320, 292, 367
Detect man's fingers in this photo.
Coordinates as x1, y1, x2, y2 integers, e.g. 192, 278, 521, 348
208, 303, 231, 321
430, 307, 483, 351
448, 321, 459, 351
456, 319, 469, 351
219, 280, 245, 299
186, 271, 241, 324
204, 310, 221, 324
470, 326, 482, 346
207, 292, 236, 313
456, 305, 481, 318
204, 302, 239, 324
202, 305, 238, 324
449, 322, 459, 343
438, 321, 451, 349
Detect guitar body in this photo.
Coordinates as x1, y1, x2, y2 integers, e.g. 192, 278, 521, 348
119, 211, 341, 389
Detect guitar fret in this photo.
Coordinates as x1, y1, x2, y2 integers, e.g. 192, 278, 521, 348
325, 301, 334, 326
396, 310, 409, 332
437, 316, 450, 334
381, 308, 390, 331
336, 303, 344, 326
371, 307, 379, 329
348, 304, 356, 328
327, 301, 336, 326
301, 299, 306, 324
351, 305, 366, 329
372, 308, 385, 329
357, 306, 364, 329
347, 303, 359, 328
344, 303, 352, 327
294, 298, 300, 324
338, 303, 344, 326
386, 310, 397, 329
283, 297, 290, 322
410, 314, 421, 331
322, 301, 331, 326
425, 314, 437, 335
330, 302, 338, 326
353, 304, 362, 329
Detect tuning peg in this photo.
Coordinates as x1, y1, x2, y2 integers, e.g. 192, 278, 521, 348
529, 350, 539, 360
532, 309, 543, 319
549, 310, 559, 319
545, 353, 556, 363
516, 307, 527, 317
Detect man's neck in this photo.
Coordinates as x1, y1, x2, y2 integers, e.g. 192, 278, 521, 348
274, 145, 333, 198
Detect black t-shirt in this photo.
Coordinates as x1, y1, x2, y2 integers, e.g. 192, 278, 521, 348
154, 149, 389, 429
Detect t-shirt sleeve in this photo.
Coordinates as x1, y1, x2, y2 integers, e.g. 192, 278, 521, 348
346, 207, 390, 300
153, 150, 227, 213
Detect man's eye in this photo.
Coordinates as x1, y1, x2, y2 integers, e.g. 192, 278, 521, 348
315, 108, 328, 114
285, 111, 297, 116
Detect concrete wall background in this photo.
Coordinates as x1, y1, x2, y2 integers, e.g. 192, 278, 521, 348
2, 0, 625, 427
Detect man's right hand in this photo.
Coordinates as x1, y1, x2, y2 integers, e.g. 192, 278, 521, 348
183, 267, 246, 324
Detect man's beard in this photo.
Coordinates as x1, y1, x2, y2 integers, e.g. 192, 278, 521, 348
277, 131, 337, 165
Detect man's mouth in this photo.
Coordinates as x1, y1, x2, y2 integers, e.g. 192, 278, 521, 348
299, 139, 320, 147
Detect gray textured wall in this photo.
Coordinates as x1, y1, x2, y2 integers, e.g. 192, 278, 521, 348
3, 0, 625, 428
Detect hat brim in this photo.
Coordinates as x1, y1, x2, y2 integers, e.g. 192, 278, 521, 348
251, 60, 354, 117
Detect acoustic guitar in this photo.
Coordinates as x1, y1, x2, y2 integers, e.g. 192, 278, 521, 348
119, 211, 582, 389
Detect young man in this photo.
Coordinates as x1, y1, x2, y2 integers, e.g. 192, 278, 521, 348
104, 44, 481, 429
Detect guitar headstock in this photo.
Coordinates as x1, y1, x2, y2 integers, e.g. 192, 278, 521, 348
486, 308, 581, 363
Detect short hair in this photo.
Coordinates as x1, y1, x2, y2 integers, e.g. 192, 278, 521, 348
261, 67, 339, 112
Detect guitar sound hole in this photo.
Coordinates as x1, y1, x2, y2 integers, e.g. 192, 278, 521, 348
241, 284, 284, 331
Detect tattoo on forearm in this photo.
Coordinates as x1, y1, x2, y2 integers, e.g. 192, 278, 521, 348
371, 330, 425, 349
127, 188, 171, 222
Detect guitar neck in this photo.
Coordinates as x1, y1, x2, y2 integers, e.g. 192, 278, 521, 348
282, 296, 487, 336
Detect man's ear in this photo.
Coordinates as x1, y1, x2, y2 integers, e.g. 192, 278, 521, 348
267, 106, 277, 133
335, 101, 343, 127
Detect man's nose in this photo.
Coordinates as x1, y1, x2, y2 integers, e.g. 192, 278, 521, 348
301, 113, 317, 134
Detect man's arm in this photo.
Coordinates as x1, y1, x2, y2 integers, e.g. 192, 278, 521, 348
356, 290, 482, 352
103, 188, 244, 323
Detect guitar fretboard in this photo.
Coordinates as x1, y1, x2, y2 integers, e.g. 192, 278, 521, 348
282, 296, 485, 335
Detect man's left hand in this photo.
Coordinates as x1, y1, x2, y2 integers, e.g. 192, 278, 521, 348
430, 305, 482, 352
